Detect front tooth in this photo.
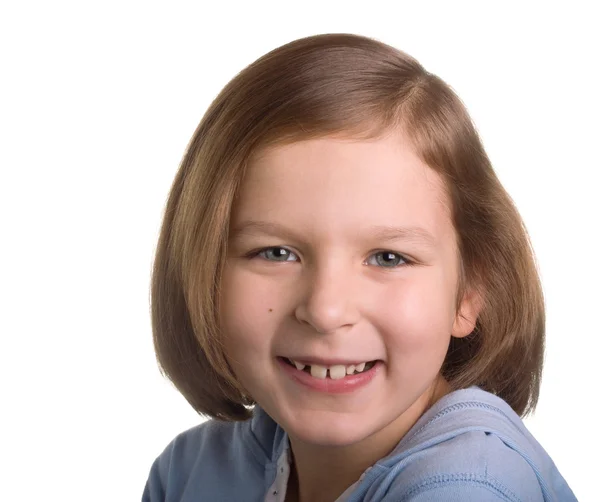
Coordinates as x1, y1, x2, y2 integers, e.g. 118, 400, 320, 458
292, 360, 305, 371
310, 364, 327, 379
355, 362, 366, 372
329, 365, 346, 380
346, 364, 356, 375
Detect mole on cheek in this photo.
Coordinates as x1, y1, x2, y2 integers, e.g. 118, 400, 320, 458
268, 308, 273, 312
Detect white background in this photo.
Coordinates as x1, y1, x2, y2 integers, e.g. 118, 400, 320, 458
1, 1, 598, 500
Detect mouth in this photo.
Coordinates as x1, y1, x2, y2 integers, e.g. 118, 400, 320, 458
280, 357, 378, 380
277, 356, 381, 394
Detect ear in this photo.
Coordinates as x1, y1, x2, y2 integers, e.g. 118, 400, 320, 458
452, 287, 483, 338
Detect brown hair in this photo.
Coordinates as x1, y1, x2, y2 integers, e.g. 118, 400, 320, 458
151, 33, 545, 421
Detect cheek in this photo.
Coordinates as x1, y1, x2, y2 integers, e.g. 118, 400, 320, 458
219, 265, 290, 354
374, 273, 457, 355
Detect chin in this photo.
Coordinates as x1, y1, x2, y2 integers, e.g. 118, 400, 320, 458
283, 408, 378, 447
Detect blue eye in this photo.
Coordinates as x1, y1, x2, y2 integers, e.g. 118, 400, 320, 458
366, 251, 408, 268
257, 247, 299, 262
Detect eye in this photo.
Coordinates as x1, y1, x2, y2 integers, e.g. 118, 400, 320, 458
255, 247, 299, 262
365, 251, 409, 268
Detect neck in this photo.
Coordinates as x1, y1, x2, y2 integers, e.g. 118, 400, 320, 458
285, 379, 450, 502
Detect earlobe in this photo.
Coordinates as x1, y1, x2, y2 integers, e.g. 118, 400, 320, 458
452, 288, 483, 338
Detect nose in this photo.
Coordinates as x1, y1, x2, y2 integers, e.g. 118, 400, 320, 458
294, 263, 360, 334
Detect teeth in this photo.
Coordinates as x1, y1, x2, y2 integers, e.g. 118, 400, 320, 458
310, 364, 328, 379
329, 365, 346, 380
293, 360, 305, 371
288, 358, 373, 378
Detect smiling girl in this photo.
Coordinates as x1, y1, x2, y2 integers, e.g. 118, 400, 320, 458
143, 34, 576, 501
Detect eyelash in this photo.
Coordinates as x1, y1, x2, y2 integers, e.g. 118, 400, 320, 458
247, 246, 413, 268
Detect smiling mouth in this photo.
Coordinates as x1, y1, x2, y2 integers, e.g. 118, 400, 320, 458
281, 357, 377, 380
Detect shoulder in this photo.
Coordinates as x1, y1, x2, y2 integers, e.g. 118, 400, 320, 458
364, 387, 547, 501
383, 430, 544, 501
369, 387, 576, 501
154, 416, 266, 472
142, 410, 276, 502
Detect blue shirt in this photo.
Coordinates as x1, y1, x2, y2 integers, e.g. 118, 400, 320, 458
142, 387, 576, 501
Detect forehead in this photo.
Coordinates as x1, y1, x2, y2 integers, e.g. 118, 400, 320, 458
232, 133, 453, 242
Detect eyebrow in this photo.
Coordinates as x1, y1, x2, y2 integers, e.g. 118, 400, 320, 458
230, 220, 437, 247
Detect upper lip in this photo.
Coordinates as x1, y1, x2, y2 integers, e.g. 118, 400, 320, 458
280, 356, 378, 366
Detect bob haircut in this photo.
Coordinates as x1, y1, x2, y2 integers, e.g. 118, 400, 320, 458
151, 33, 545, 421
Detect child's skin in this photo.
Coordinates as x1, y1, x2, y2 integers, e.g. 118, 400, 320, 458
220, 130, 482, 502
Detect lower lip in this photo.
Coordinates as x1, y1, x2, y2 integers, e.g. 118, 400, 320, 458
277, 357, 381, 394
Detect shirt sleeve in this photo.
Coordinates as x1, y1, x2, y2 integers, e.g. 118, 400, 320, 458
381, 477, 544, 502
141, 445, 172, 502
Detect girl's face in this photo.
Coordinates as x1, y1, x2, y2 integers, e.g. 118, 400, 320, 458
220, 132, 479, 448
